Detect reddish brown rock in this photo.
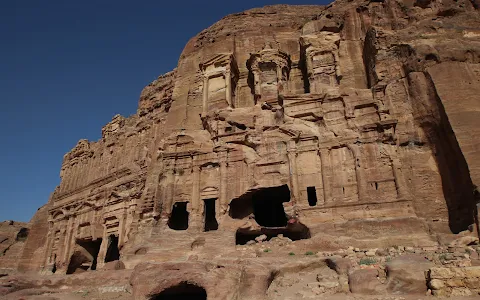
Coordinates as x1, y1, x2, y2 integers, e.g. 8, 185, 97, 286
2, 0, 480, 298
386, 254, 434, 294
348, 269, 385, 295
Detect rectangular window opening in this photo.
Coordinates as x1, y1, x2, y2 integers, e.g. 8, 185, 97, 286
307, 186, 317, 207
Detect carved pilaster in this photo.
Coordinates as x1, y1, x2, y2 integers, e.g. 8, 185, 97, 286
61, 216, 75, 267
348, 145, 367, 201
118, 207, 127, 246
320, 149, 332, 205
42, 221, 54, 270
164, 167, 175, 214
191, 159, 201, 213
202, 76, 208, 115
391, 157, 409, 200
287, 141, 300, 204
219, 151, 228, 214
96, 225, 108, 269
226, 69, 232, 108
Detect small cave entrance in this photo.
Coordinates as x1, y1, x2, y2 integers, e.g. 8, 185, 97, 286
66, 238, 102, 274
204, 198, 218, 232
104, 234, 120, 263
168, 202, 189, 230
16, 228, 29, 241
235, 222, 311, 245
150, 282, 207, 300
230, 185, 290, 227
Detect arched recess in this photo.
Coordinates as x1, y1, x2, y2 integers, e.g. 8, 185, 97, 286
150, 282, 207, 300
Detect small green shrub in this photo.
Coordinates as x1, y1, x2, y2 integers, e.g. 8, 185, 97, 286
305, 251, 315, 256
288, 252, 295, 256
359, 257, 377, 265
263, 248, 272, 253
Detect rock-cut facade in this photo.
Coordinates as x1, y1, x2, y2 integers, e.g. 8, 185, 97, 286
12, 0, 480, 276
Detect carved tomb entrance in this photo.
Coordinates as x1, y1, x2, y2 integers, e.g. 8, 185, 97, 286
104, 234, 120, 262
203, 198, 218, 232
150, 282, 207, 300
168, 202, 189, 230
66, 238, 102, 274
230, 185, 311, 244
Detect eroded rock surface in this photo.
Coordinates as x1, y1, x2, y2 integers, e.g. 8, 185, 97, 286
2, 0, 480, 298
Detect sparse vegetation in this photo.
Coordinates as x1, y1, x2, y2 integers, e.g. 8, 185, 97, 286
305, 251, 315, 256
359, 257, 377, 265
263, 248, 272, 253
288, 252, 295, 256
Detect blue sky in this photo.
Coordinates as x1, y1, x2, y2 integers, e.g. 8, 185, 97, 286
0, 0, 328, 222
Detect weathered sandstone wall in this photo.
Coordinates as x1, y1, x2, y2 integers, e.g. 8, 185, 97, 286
7, 0, 480, 278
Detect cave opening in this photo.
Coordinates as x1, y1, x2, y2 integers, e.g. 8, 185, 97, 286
252, 185, 290, 227
16, 227, 29, 241
104, 234, 120, 263
66, 238, 102, 274
168, 202, 189, 230
150, 282, 207, 300
229, 185, 290, 227
204, 198, 218, 232
235, 222, 311, 245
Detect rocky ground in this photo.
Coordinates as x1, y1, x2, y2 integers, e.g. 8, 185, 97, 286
1, 235, 479, 299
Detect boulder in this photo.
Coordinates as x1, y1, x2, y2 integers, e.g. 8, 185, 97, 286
102, 260, 125, 270
386, 254, 434, 294
449, 236, 479, 247
326, 257, 353, 275
348, 269, 385, 295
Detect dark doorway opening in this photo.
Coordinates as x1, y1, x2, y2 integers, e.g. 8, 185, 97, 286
235, 222, 311, 245
150, 282, 207, 300
229, 185, 290, 227
52, 254, 57, 274
66, 238, 102, 274
253, 185, 289, 227
307, 186, 317, 206
168, 202, 189, 230
204, 198, 218, 232
16, 228, 29, 241
104, 234, 120, 263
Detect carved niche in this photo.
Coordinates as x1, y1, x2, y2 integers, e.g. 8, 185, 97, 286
200, 53, 239, 114
300, 32, 341, 93
247, 44, 291, 106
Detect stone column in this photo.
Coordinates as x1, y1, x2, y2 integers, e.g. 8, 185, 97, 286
61, 216, 75, 266
202, 76, 209, 115
391, 158, 409, 200
191, 162, 201, 213
287, 141, 300, 204
320, 149, 332, 205
164, 167, 175, 215
219, 151, 228, 214
118, 207, 127, 246
225, 70, 232, 108
96, 225, 108, 269
42, 222, 54, 269
348, 145, 367, 201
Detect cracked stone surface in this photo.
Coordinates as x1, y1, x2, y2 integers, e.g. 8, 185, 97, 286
2, 0, 480, 299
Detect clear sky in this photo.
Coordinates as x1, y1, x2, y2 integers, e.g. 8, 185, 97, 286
0, 0, 329, 222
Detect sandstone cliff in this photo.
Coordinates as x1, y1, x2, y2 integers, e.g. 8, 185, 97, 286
3, 0, 480, 298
